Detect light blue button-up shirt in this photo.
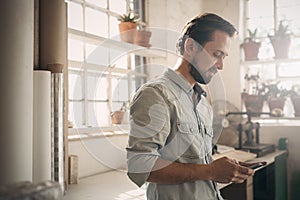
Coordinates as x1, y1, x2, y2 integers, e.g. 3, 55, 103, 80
127, 68, 223, 200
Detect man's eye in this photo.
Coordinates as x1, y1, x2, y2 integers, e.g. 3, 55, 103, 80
213, 52, 224, 59
213, 53, 222, 58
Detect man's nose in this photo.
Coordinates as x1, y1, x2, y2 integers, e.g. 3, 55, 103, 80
215, 58, 224, 70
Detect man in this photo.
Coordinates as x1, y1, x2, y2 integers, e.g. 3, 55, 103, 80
127, 13, 256, 200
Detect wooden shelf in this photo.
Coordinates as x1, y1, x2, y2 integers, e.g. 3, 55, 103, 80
68, 28, 167, 58
241, 58, 300, 66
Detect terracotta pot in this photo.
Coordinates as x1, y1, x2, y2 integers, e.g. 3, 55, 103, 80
111, 111, 125, 124
241, 41, 261, 61
118, 22, 137, 43
242, 93, 264, 116
134, 30, 152, 47
291, 96, 300, 117
270, 37, 291, 59
267, 97, 286, 114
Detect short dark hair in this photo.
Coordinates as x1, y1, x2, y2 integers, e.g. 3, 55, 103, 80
177, 13, 238, 55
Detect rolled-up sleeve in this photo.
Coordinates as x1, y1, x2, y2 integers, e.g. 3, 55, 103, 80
126, 86, 171, 187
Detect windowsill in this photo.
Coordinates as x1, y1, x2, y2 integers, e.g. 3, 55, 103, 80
241, 57, 300, 66
67, 116, 300, 141
68, 124, 130, 141
250, 117, 300, 126
68, 28, 167, 58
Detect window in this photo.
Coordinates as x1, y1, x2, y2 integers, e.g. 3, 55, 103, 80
67, 0, 147, 128
241, 0, 300, 119
245, 0, 300, 60
244, 0, 300, 90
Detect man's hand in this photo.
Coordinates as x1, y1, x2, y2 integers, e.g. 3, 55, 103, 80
208, 157, 255, 183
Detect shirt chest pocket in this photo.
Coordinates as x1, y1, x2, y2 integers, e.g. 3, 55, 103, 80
176, 122, 206, 162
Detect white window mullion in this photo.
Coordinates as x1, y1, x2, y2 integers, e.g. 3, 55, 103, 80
107, 72, 112, 124
83, 0, 88, 127
83, 67, 88, 126
273, 0, 278, 31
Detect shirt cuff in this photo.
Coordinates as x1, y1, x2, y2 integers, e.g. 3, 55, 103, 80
127, 151, 159, 187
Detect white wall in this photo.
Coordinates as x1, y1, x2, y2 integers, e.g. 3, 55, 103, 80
69, 135, 128, 178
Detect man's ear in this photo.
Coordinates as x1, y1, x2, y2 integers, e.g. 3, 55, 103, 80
183, 38, 199, 60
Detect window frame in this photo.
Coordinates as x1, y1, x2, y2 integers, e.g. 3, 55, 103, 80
242, 0, 300, 118
67, 0, 148, 130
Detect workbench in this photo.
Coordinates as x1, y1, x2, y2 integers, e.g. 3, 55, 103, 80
64, 150, 287, 200
219, 150, 288, 200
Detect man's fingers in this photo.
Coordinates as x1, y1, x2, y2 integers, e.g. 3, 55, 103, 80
239, 165, 254, 176
231, 173, 248, 183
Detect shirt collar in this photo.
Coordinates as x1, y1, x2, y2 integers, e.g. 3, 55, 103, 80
164, 68, 206, 97
164, 68, 193, 93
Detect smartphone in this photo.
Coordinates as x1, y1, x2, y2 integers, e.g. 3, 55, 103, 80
249, 162, 266, 169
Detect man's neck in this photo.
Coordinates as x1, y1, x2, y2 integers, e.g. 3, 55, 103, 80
175, 58, 196, 86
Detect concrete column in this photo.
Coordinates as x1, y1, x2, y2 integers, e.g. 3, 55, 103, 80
0, 0, 34, 184
39, 0, 68, 190
39, 0, 67, 69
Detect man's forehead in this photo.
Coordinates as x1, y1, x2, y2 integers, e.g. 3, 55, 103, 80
204, 31, 231, 55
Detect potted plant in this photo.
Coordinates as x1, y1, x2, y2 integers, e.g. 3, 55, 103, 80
262, 82, 288, 116
134, 26, 152, 48
110, 102, 129, 124
118, 12, 139, 43
242, 73, 265, 115
240, 28, 261, 60
288, 84, 300, 117
268, 20, 292, 59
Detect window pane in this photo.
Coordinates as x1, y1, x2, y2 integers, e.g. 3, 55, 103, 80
69, 73, 83, 100
277, 0, 300, 34
86, 45, 110, 66
112, 54, 128, 69
112, 77, 129, 102
87, 75, 108, 100
68, 2, 83, 31
248, 0, 274, 36
88, 102, 109, 126
86, 0, 107, 8
290, 38, 300, 58
85, 8, 108, 37
110, 15, 120, 38
68, 39, 84, 61
85, 44, 98, 59
258, 38, 274, 60
278, 62, 300, 77
247, 64, 276, 81
69, 102, 84, 128
110, 0, 126, 14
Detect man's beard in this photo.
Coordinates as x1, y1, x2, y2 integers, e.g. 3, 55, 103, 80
189, 63, 207, 84
189, 63, 217, 84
